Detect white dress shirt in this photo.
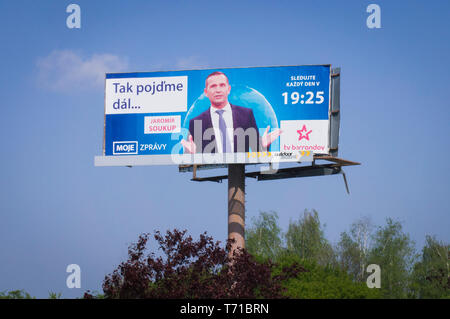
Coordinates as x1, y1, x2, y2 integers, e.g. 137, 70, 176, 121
210, 103, 234, 153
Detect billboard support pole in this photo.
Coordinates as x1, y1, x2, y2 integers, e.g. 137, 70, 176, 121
228, 164, 245, 258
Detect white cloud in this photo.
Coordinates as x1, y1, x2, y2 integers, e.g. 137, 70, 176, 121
36, 50, 129, 92
175, 56, 209, 70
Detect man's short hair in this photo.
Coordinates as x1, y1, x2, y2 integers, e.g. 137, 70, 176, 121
205, 71, 229, 88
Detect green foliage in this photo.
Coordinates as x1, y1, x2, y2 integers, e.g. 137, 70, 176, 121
247, 211, 447, 299
409, 235, 449, 299
368, 218, 417, 298
284, 209, 335, 266
246, 210, 381, 298
0, 290, 65, 299
273, 253, 381, 299
48, 292, 62, 299
337, 217, 373, 282
0, 290, 66, 299
246, 211, 283, 261
337, 231, 361, 280
0, 290, 34, 299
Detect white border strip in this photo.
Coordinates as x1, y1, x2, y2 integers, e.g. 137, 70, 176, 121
94, 152, 313, 167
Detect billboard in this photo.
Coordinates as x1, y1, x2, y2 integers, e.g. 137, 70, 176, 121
95, 65, 332, 166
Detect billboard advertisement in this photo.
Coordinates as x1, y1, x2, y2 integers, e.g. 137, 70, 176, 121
97, 65, 331, 166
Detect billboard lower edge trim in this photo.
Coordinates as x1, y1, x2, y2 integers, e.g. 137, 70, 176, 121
94, 152, 314, 167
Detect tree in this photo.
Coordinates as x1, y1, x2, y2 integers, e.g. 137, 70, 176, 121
337, 232, 361, 281
0, 290, 34, 299
284, 209, 335, 266
273, 252, 381, 299
246, 211, 283, 261
337, 216, 374, 282
410, 235, 449, 299
100, 229, 305, 299
368, 218, 417, 298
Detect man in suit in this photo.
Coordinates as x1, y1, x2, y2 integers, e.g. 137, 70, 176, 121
181, 71, 282, 154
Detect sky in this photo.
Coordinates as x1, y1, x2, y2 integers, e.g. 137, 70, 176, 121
0, 0, 449, 298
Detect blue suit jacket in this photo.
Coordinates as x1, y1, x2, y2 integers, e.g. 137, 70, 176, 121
188, 104, 261, 153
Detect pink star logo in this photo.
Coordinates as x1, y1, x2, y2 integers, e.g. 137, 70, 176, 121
297, 125, 312, 141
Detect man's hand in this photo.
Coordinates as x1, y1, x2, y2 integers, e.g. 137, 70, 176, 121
261, 125, 283, 148
181, 135, 197, 154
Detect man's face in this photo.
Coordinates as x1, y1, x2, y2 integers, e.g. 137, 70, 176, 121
204, 74, 231, 108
